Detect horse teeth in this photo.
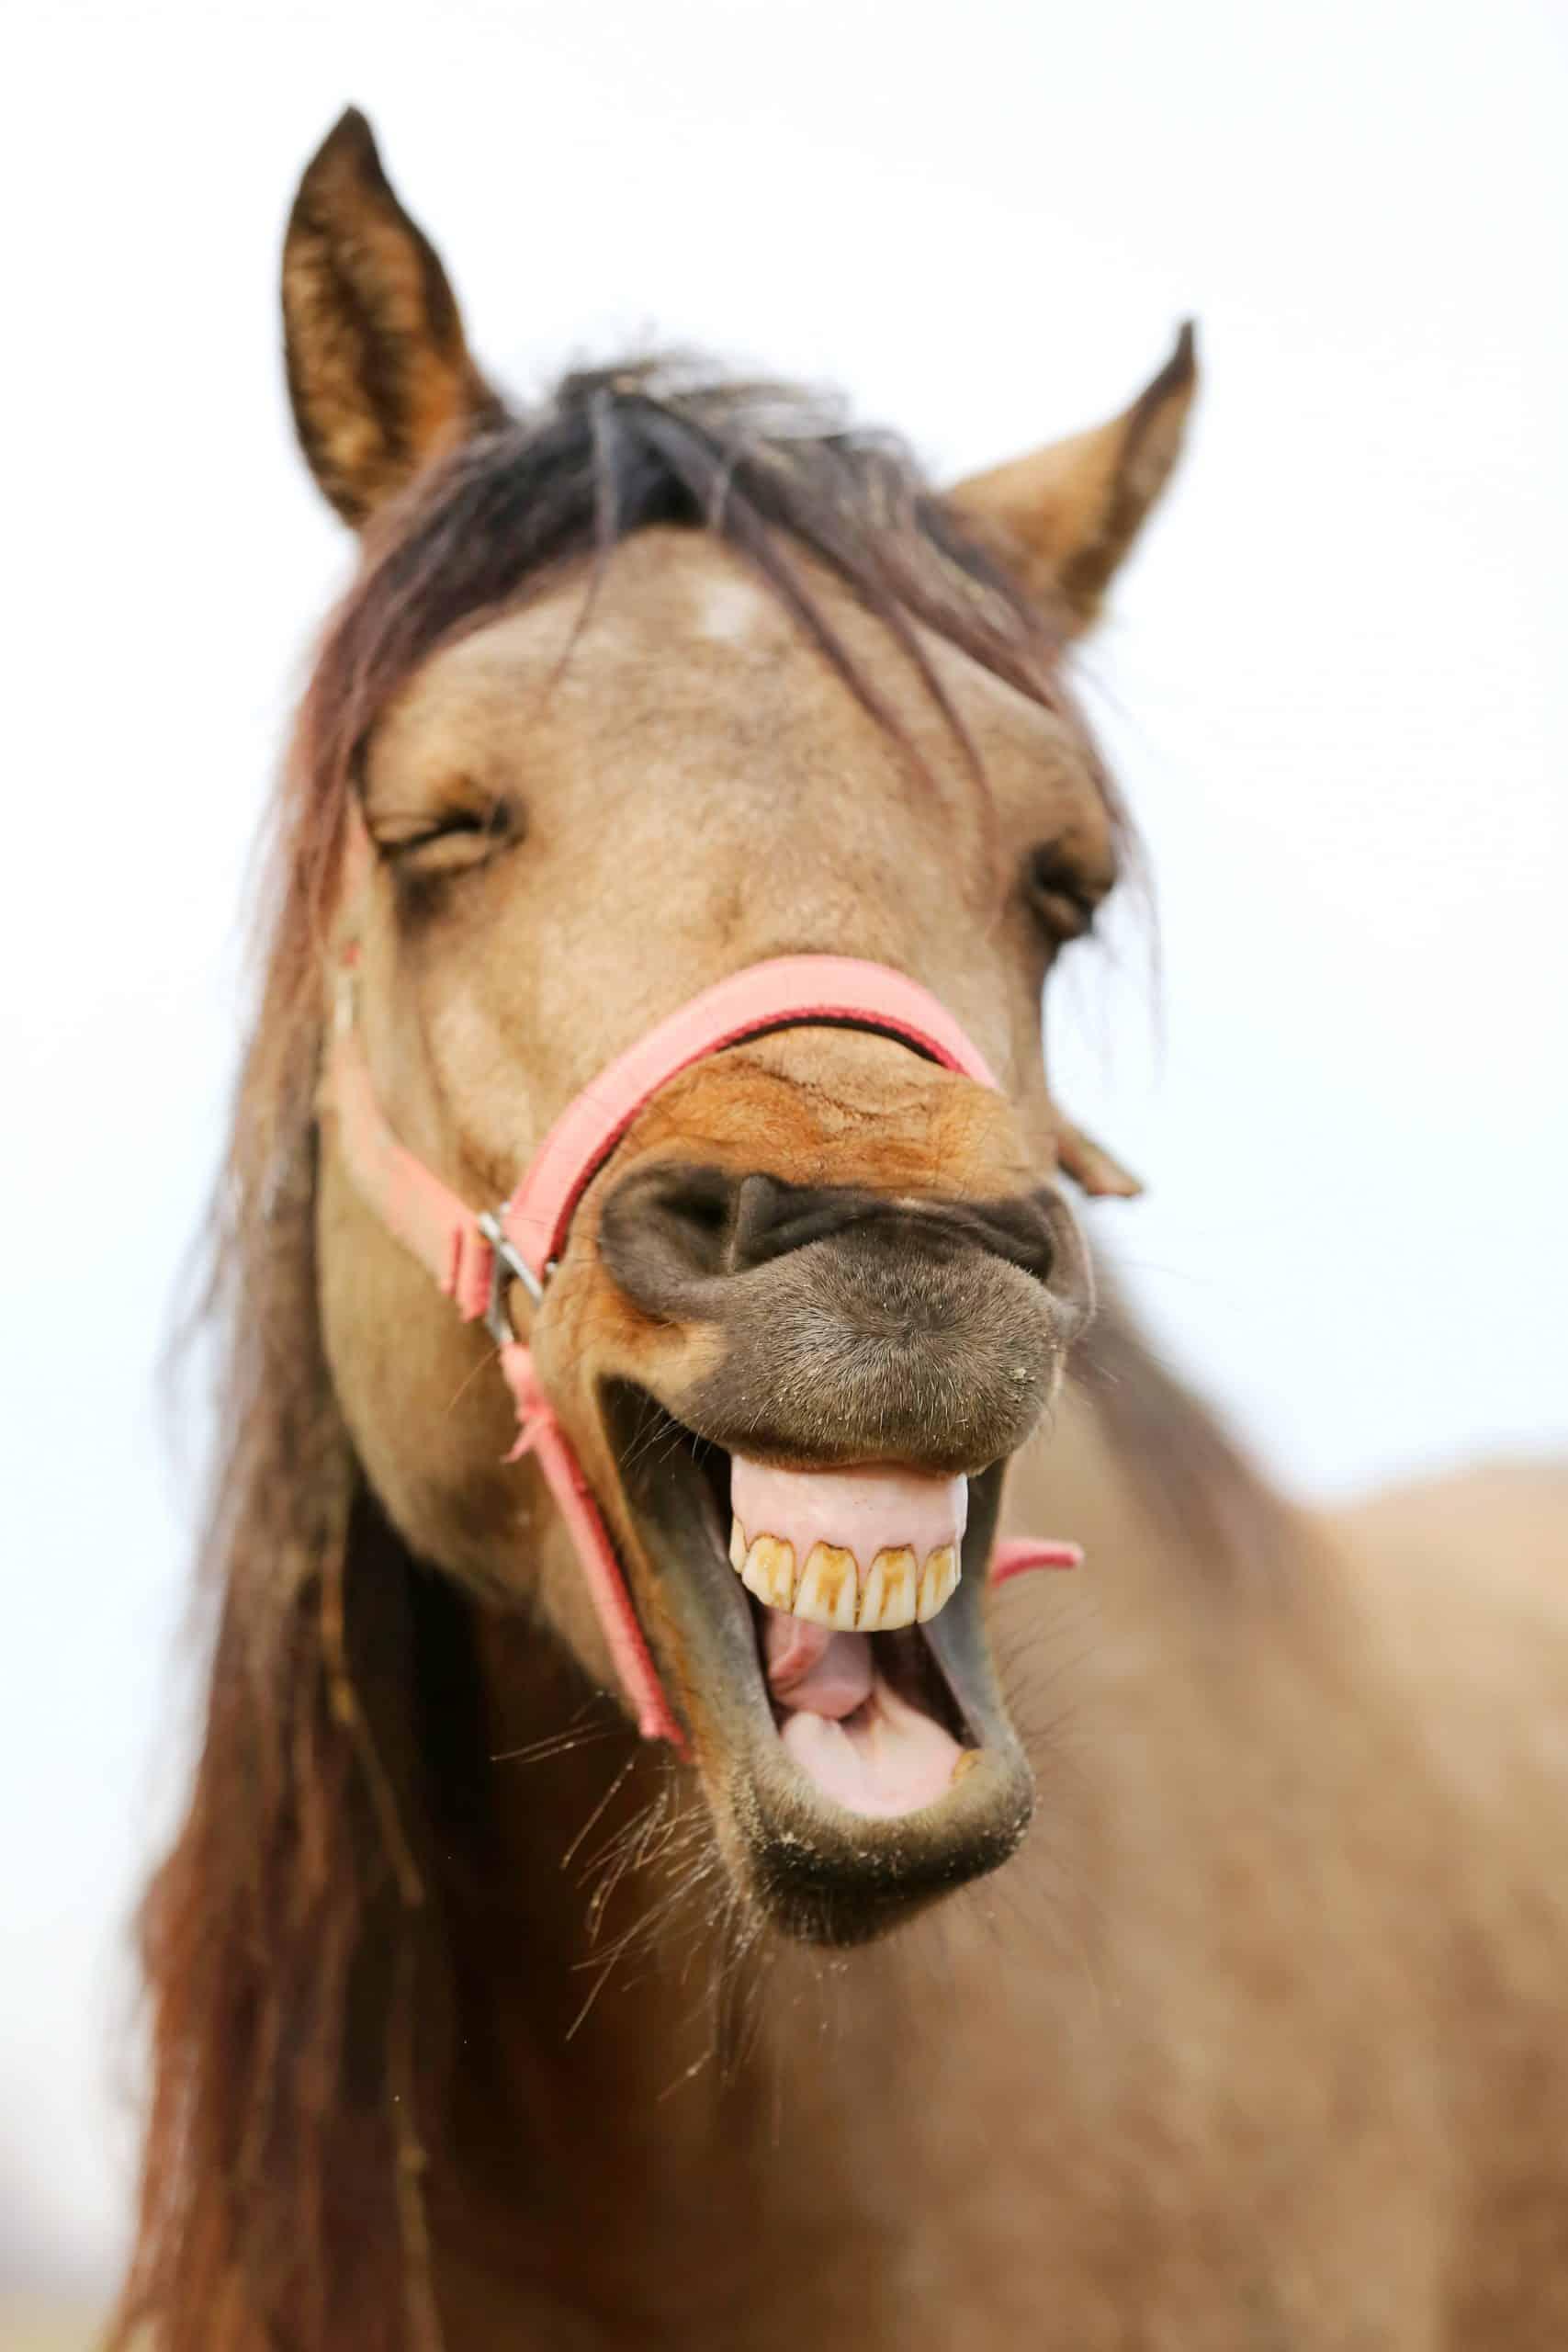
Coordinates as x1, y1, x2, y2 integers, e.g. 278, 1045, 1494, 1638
858, 1546, 919, 1631
728, 1520, 962, 1628
916, 1544, 961, 1623
793, 1543, 860, 1630
739, 1533, 797, 1611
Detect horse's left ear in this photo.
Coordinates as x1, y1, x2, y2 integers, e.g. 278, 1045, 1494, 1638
282, 108, 500, 527
949, 323, 1197, 630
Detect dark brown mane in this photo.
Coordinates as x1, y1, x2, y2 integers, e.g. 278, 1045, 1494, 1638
114, 356, 1280, 2352
283, 354, 1091, 957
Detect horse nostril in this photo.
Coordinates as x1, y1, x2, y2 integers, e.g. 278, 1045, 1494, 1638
668, 1171, 733, 1238
598, 1162, 745, 1309
650, 1167, 739, 1261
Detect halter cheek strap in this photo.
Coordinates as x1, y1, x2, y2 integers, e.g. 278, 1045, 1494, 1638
324, 821, 1080, 1750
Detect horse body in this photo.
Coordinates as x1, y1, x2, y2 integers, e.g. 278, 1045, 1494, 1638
422, 1397, 1568, 2351
115, 110, 1568, 2350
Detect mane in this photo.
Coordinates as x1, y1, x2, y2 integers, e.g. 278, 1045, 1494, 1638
273, 354, 1102, 1008
113, 357, 1289, 2352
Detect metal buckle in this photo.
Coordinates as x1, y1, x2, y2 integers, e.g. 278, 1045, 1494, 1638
478, 1210, 546, 1344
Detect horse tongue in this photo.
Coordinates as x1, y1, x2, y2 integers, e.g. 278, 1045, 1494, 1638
762, 1611, 873, 1718
760, 1605, 961, 1817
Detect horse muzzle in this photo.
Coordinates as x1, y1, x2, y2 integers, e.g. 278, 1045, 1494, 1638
598, 1163, 1088, 1471
578, 1160, 1090, 1938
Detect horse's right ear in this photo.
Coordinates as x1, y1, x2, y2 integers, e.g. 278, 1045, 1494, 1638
282, 108, 499, 527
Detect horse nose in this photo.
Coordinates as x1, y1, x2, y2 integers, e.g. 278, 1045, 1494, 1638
596, 1158, 1083, 1473
596, 1160, 1072, 1323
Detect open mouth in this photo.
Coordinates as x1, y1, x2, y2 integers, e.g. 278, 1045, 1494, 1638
603, 1382, 1036, 1934
728, 1452, 974, 1817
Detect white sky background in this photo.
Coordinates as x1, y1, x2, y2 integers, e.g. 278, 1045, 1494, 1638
2, 0, 1563, 2297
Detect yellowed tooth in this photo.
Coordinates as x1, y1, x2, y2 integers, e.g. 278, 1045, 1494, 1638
794, 1542, 860, 1630
916, 1543, 961, 1623
859, 1544, 919, 1631
741, 1534, 797, 1611
729, 1518, 748, 1573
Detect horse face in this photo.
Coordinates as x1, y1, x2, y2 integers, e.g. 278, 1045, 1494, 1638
292, 111, 1193, 1940
320, 530, 1119, 1938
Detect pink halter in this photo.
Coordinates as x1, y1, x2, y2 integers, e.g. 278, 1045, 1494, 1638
326, 820, 1081, 1750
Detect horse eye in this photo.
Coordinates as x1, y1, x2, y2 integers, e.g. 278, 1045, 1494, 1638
379, 796, 518, 866
1022, 845, 1101, 943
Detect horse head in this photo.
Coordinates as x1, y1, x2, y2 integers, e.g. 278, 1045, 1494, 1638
286, 108, 1194, 1945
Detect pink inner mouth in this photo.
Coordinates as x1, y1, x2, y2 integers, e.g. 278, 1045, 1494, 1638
760, 1606, 966, 1816
729, 1458, 972, 1818
716, 1464, 1082, 1817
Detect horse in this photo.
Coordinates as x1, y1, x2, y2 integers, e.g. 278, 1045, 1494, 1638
112, 107, 1568, 2350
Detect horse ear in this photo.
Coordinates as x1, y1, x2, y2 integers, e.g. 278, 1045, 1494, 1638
282, 108, 499, 527
949, 324, 1197, 630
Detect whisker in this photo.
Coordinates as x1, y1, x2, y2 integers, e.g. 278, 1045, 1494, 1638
489, 1723, 625, 1766
559, 1754, 638, 1870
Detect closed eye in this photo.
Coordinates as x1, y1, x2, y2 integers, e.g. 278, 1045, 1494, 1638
373, 794, 519, 872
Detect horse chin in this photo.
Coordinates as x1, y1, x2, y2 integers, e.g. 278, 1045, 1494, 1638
603, 1382, 1036, 1947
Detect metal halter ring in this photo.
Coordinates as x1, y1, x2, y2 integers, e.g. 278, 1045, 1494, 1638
478, 1210, 546, 1344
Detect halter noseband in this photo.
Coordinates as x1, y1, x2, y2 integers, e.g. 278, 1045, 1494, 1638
324, 814, 1080, 1752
